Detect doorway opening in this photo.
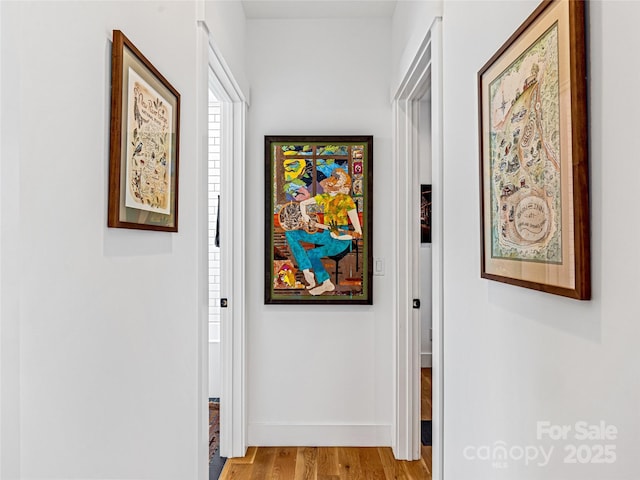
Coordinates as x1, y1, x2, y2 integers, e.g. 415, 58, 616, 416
197, 21, 248, 479
419, 96, 434, 472
207, 89, 225, 478
208, 90, 222, 398
393, 17, 442, 479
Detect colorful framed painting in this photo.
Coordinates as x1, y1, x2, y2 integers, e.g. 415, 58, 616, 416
478, 0, 590, 299
108, 30, 180, 232
265, 136, 373, 305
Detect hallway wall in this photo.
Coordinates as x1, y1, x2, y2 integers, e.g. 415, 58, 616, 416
0, 3, 22, 477
245, 17, 394, 446
441, 1, 640, 478
1, 1, 205, 478
204, 0, 249, 98
390, 0, 442, 96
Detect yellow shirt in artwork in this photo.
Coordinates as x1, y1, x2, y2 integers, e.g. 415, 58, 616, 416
314, 193, 356, 226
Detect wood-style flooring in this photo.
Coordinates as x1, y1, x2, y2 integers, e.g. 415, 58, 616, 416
219, 368, 432, 480
422, 368, 432, 421
219, 445, 431, 480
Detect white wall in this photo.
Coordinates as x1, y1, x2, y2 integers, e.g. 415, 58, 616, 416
0, 2, 22, 477
204, 0, 249, 101
391, 0, 442, 96
1, 1, 205, 478
246, 17, 394, 446
442, 1, 640, 479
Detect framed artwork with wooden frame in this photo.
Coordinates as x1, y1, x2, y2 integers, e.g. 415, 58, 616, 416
108, 30, 180, 232
265, 136, 373, 305
478, 0, 590, 299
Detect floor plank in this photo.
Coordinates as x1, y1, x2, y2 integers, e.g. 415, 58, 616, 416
422, 445, 433, 475
217, 462, 253, 480
337, 447, 363, 479
272, 447, 297, 480
378, 446, 409, 480
317, 447, 340, 478
294, 447, 318, 480
248, 447, 277, 480
358, 448, 386, 480
421, 368, 432, 421
401, 454, 430, 479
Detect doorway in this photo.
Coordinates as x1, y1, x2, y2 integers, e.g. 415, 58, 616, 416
207, 89, 225, 478
419, 96, 434, 474
206, 57, 247, 460
392, 17, 443, 479
196, 19, 248, 480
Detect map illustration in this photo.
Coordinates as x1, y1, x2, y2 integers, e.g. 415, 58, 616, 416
489, 23, 561, 264
125, 68, 172, 215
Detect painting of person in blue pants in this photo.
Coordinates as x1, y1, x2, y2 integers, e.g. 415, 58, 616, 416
285, 168, 362, 296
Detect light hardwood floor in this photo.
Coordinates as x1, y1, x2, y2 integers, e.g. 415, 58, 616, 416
219, 368, 432, 480
219, 445, 431, 480
422, 367, 432, 421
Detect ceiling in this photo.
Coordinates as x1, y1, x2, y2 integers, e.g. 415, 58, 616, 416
241, 0, 398, 19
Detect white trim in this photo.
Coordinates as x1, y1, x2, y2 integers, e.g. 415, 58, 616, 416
392, 17, 443, 473
197, 19, 248, 467
248, 424, 392, 447
392, 97, 419, 460
430, 19, 444, 480
421, 353, 433, 368
222, 99, 247, 459
0, 0, 4, 470
195, 22, 210, 480
203, 23, 248, 106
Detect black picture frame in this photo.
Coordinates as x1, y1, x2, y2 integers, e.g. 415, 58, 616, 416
265, 136, 373, 305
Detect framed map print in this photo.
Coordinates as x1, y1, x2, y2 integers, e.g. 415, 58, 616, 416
265, 136, 373, 305
478, 0, 590, 299
108, 30, 180, 232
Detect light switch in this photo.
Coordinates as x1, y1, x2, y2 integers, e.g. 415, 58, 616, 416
374, 257, 385, 276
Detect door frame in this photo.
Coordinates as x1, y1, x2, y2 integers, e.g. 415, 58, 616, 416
196, 20, 248, 480
392, 18, 444, 479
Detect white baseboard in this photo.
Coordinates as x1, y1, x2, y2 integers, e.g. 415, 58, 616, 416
248, 423, 392, 446
421, 352, 432, 368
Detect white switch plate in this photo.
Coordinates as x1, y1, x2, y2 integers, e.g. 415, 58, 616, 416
374, 257, 385, 276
